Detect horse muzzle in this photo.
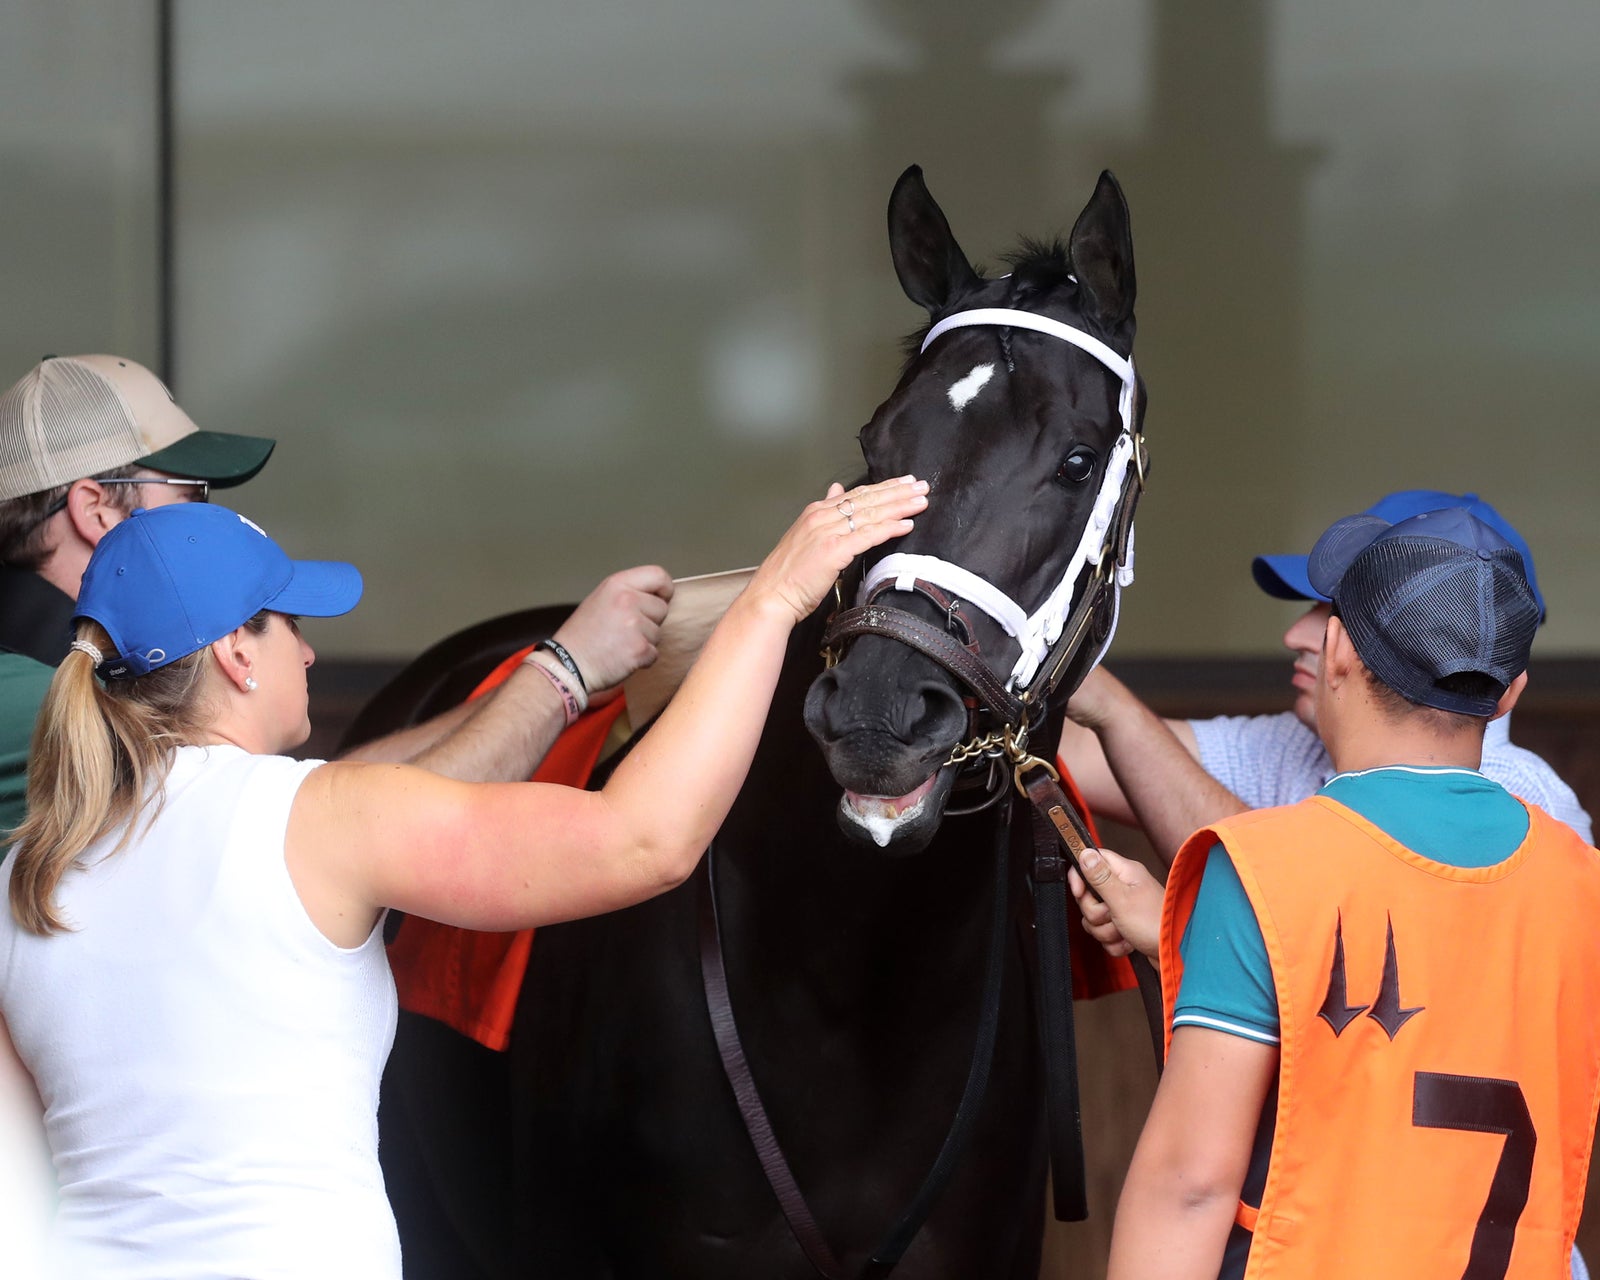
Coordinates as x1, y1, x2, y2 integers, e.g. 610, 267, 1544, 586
803, 643, 971, 853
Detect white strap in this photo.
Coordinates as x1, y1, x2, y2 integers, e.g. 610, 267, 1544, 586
866, 306, 1139, 690
858, 432, 1131, 687
922, 308, 1135, 388
862, 555, 1029, 639
1008, 430, 1135, 686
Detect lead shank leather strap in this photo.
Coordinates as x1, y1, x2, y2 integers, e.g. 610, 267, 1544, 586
1023, 770, 1165, 1069
1025, 798, 1090, 1222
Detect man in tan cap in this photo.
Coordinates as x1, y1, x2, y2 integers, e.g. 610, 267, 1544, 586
0, 354, 676, 836
0, 355, 276, 830
0, 354, 276, 639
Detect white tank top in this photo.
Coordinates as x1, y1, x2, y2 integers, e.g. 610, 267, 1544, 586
0, 745, 400, 1279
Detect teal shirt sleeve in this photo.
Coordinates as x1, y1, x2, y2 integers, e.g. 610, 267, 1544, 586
0, 652, 54, 842
1173, 840, 1279, 1043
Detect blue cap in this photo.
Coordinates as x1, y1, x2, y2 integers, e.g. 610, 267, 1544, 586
1252, 490, 1545, 621
74, 504, 363, 679
1305, 507, 1539, 717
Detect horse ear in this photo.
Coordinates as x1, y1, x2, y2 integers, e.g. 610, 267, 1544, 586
887, 165, 979, 314
1068, 171, 1137, 329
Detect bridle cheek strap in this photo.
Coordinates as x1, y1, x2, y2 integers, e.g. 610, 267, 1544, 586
861, 307, 1140, 691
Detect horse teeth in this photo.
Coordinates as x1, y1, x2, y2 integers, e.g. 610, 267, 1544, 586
841, 778, 941, 846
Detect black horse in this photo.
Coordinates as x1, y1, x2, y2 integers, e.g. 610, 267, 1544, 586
355, 166, 1144, 1279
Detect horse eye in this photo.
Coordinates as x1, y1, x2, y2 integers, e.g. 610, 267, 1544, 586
1055, 448, 1096, 486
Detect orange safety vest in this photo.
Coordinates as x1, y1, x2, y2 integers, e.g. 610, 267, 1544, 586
1160, 796, 1600, 1280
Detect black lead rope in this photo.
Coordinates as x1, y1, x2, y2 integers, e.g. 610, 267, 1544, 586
1021, 764, 1165, 1222
1026, 803, 1091, 1222
698, 805, 1013, 1280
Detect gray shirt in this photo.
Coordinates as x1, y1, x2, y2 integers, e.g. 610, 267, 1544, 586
1189, 710, 1594, 844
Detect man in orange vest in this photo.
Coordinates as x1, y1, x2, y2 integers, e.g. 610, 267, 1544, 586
1102, 507, 1600, 1279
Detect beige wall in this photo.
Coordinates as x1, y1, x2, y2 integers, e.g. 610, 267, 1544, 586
0, 4, 162, 378
7, 1, 1598, 665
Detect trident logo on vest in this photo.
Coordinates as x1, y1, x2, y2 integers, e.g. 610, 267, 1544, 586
1317, 912, 1425, 1039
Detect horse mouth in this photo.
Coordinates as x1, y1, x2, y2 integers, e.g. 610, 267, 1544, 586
838, 769, 955, 851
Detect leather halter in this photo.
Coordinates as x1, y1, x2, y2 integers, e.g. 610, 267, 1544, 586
821, 304, 1147, 784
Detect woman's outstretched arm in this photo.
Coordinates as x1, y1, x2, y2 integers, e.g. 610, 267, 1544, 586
287, 477, 928, 943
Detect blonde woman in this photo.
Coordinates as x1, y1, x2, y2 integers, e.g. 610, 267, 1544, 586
0, 477, 925, 1280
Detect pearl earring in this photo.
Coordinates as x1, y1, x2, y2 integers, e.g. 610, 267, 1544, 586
244, 677, 258, 691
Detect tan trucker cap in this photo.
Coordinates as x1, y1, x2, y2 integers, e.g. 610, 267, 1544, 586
0, 355, 275, 502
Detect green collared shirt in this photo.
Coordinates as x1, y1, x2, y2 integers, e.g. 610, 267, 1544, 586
0, 649, 54, 842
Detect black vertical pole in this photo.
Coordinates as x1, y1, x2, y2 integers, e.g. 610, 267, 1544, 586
156, 0, 175, 388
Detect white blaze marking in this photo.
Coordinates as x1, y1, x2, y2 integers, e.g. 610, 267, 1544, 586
947, 363, 994, 411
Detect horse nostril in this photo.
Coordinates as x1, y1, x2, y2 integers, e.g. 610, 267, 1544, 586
803, 670, 848, 742
805, 663, 967, 753
900, 681, 966, 747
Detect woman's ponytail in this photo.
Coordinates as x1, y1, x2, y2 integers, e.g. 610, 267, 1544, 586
8, 621, 213, 934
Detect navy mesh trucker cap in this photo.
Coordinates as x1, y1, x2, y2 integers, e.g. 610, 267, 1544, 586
1253, 490, 1545, 621
1305, 507, 1539, 717
74, 504, 362, 679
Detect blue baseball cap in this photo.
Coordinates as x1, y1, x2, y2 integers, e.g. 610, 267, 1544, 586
74, 504, 363, 679
1305, 507, 1539, 717
1252, 490, 1545, 621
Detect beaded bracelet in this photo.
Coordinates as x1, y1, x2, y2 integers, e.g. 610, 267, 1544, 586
523, 650, 585, 727
535, 638, 589, 694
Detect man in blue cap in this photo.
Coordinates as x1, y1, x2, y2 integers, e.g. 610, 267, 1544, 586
1058, 489, 1590, 882
1100, 504, 1600, 1278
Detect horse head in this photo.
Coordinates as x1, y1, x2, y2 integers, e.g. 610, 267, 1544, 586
803, 165, 1144, 854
